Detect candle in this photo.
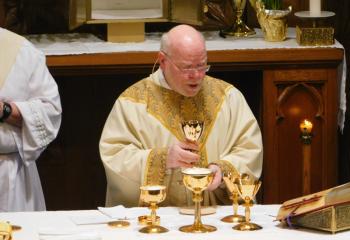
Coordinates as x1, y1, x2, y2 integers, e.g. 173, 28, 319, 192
300, 119, 313, 133
309, 0, 321, 17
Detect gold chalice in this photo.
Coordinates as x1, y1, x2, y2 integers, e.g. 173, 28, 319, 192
233, 175, 262, 230
179, 167, 217, 233
181, 120, 204, 143
220, 0, 255, 37
181, 120, 204, 167
221, 172, 245, 223
139, 185, 168, 234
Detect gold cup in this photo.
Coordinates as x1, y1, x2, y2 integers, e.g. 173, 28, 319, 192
181, 120, 204, 143
220, 0, 255, 37
181, 120, 204, 167
233, 175, 262, 230
139, 185, 168, 234
221, 172, 246, 223
179, 168, 217, 233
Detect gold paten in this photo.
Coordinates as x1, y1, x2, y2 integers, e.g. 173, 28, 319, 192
138, 185, 168, 234
221, 172, 245, 223
107, 220, 130, 228
250, 0, 292, 42
233, 175, 262, 231
296, 26, 334, 46
179, 168, 217, 233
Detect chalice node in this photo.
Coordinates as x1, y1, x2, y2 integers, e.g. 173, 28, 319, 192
139, 185, 168, 234
179, 167, 217, 233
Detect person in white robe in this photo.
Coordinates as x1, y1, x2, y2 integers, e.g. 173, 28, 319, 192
100, 25, 262, 207
0, 27, 62, 211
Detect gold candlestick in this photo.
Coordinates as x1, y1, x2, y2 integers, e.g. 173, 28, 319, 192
300, 119, 313, 195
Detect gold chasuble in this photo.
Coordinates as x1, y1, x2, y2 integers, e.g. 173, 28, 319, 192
100, 69, 263, 207
0, 29, 24, 88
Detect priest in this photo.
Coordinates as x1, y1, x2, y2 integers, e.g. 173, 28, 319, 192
99, 24, 262, 207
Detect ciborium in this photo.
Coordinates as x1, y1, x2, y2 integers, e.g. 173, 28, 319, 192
179, 167, 217, 233
221, 172, 245, 223
139, 185, 168, 234
233, 175, 262, 230
220, 0, 255, 37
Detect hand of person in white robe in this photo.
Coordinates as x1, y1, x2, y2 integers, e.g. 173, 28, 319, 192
167, 140, 200, 168
206, 164, 223, 191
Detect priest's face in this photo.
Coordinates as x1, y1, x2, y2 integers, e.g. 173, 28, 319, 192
160, 46, 208, 97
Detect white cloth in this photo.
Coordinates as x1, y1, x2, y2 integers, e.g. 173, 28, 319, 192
0, 28, 62, 211
0, 205, 350, 240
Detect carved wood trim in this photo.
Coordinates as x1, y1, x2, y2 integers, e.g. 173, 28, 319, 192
276, 83, 324, 122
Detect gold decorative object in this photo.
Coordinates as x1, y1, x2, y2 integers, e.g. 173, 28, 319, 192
251, 0, 292, 41
296, 26, 334, 46
294, 11, 335, 46
0, 222, 12, 240
179, 167, 217, 233
139, 185, 168, 234
221, 172, 246, 223
107, 220, 130, 228
233, 174, 262, 231
277, 182, 350, 233
220, 0, 255, 37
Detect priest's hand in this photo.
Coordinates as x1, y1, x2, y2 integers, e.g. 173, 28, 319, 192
206, 164, 223, 191
166, 140, 200, 169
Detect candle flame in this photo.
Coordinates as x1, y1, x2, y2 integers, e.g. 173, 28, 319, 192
300, 119, 313, 133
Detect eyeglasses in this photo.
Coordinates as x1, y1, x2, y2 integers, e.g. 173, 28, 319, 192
161, 51, 210, 75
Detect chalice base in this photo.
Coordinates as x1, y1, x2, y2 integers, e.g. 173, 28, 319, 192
233, 222, 262, 231
179, 224, 217, 233
139, 225, 169, 234
220, 22, 255, 37
221, 214, 245, 223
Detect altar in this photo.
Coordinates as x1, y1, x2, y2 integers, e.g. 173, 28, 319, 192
29, 28, 346, 209
1, 205, 349, 240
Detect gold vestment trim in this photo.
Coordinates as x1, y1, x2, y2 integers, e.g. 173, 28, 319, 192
120, 75, 232, 168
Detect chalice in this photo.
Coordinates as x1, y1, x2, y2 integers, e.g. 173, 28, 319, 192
179, 167, 217, 233
181, 120, 204, 167
233, 175, 262, 230
220, 0, 255, 37
139, 185, 168, 234
221, 172, 245, 223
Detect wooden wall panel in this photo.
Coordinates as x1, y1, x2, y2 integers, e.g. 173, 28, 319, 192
262, 68, 338, 203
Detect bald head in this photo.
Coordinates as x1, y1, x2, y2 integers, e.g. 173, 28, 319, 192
160, 25, 206, 57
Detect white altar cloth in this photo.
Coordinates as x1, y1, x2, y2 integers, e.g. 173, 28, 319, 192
1, 205, 349, 240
